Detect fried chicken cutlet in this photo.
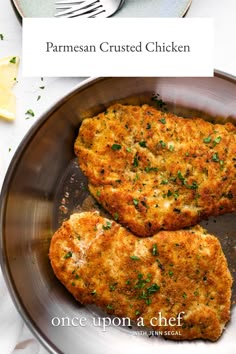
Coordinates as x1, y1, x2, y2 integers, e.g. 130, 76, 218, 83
49, 211, 232, 341
74, 104, 236, 237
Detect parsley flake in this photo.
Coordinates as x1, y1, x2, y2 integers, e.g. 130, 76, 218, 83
64, 251, 72, 259
147, 283, 160, 294
9, 57, 16, 64
159, 118, 166, 124
133, 155, 139, 167
139, 141, 147, 147
114, 212, 119, 221
203, 136, 211, 144
212, 153, 220, 162
152, 243, 158, 256
130, 255, 140, 260
213, 136, 222, 145
159, 140, 166, 148
102, 221, 112, 230
25, 109, 35, 118
111, 144, 121, 151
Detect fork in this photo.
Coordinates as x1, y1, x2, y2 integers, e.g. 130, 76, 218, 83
55, 0, 125, 18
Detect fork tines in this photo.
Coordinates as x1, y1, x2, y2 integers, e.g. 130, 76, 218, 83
55, 0, 104, 17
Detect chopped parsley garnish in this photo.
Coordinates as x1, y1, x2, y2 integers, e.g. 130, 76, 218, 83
135, 273, 151, 288
168, 270, 174, 276
130, 255, 140, 260
145, 166, 158, 173
37, 95, 41, 101
169, 144, 174, 151
212, 153, 220, 162
114, 212, 119, 221
203, 136, 211, 143
182, 292, 187, 299
151, 93, 167, 111
177, 170, 198, 189
0, 34, 4, 40
213, 136, 222, 145
107, 304, 113, 310
156, 259, 164, 270
223, 191, 233, 199
146, 123, 151, 130
111, 143, 121, 151
173, 191, 179, 200
109, 283, 118, 291
139, 141, 147, 147
9, 56, 16, 63
25, 109, 35, 118
147, 283, 160, 294
159, 118, 166, 124
133, 273, 160, 305
161, 179, 168, 185
133, 155, 139, 167
187, 181, 198, 190
152, 243, 158, 256
39, 86, 45, 90
135, 310, 140, 316
126, 147, 132, 152
152, 243, 159, 256
159, 140, 166, 148
102, 221, 112, 230
133, 198, 139, 206
177, 170, 185, 183
167, 190, 172, 197
64, 251, 72, 259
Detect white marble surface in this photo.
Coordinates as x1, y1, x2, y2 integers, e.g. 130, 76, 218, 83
0, 0, 236, 353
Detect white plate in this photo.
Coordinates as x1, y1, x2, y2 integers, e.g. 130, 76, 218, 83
12, 0, 192, 18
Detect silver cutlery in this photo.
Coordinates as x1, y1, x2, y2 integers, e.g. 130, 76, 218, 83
55, 0, 125, 18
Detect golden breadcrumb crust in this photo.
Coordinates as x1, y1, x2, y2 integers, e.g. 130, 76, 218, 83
74, 104, 236, 237
49, 212, 232, 341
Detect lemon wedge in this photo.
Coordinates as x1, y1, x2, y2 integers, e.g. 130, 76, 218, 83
0, 56, 19, 121
0, 85, 16, 121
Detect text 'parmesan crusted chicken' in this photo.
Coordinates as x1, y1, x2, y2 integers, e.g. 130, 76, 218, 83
74, 104, 236, 237
49, 212, 232, 341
